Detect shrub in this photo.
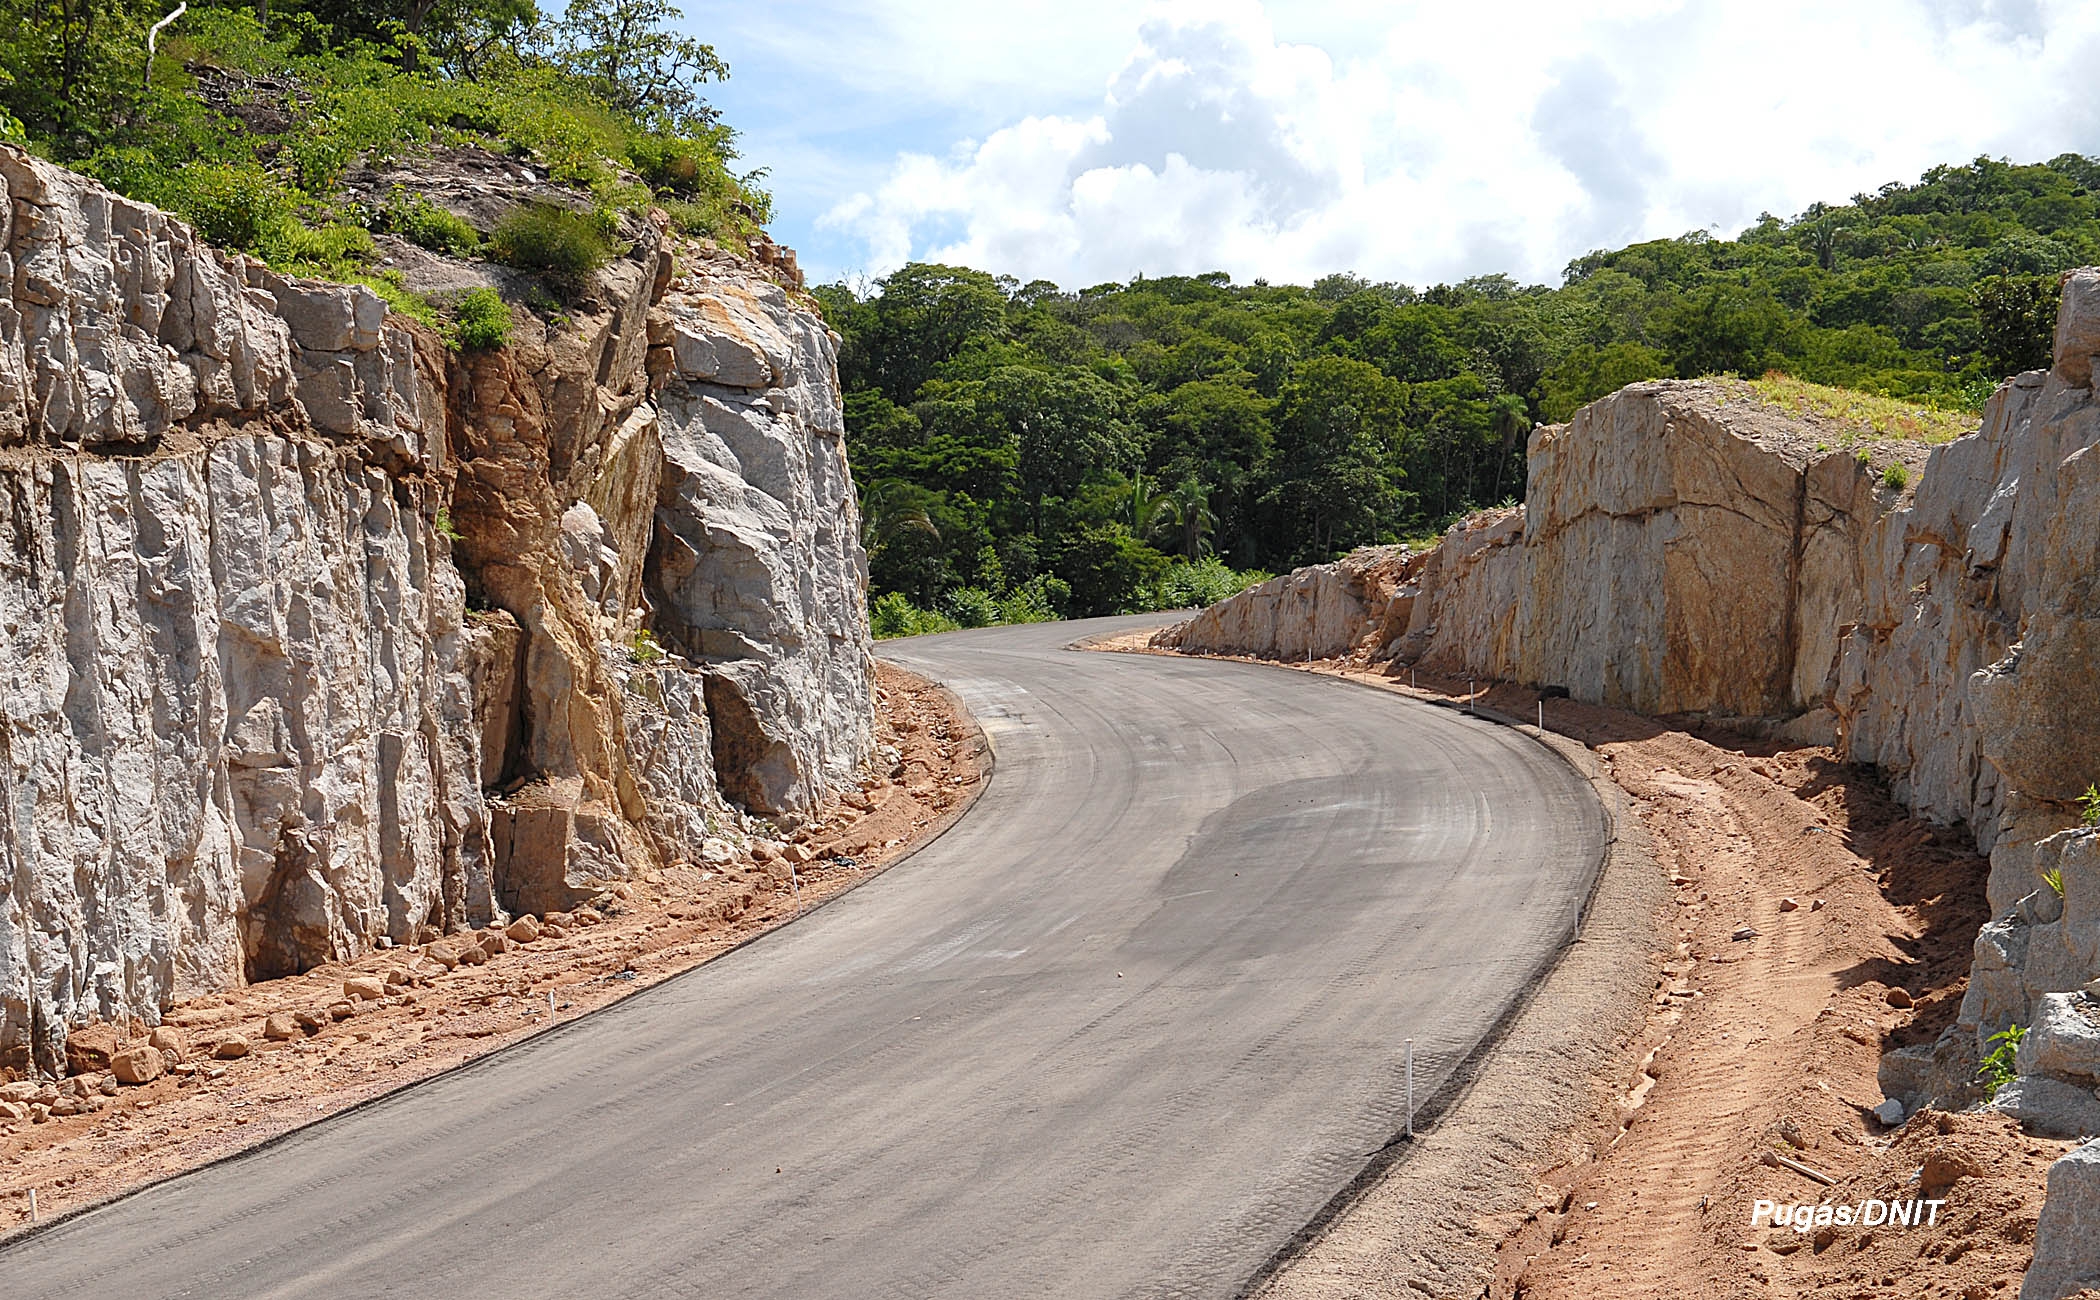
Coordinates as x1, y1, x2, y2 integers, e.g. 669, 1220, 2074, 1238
388, 191, 481, 256
870, 592, 960, 639
940, 587, 1000, 629
996, 576, 1068, 624
453, 287, 513, 352
1882, 462, 1910, 491
630, 630, 665, 664
2082, 783, 2100, 827
1978, 1023, 2025, 1100
267, 221, 375, 277
161, 161, 291, 252
1154, 558, 1271, 609
353, 271, 443, 334
488, 204, 613, 295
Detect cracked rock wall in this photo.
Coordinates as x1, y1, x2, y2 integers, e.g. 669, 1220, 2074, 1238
0, 149, 874, 1076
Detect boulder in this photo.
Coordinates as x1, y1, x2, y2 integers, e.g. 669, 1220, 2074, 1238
262, 1012, 301, 1041
147, 1027, 184, 1059
293, 1009, 328, 1032
1988, 1075, 2100, 1139
110, 1044, 167, 1085
2024, 1138, 2100, 1298
2021, 994, 2100, 1082
327, 1001, 357, 1021
214, 1035, 252, 1060
506, 915, 541, 943
65, 1023, 121, 1076
343, 976, 387, 1001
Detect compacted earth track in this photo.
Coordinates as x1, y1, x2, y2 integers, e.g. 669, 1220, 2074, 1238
3, 615, 1605, 1299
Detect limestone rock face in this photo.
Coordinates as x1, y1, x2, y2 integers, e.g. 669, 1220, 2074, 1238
648, 271, 872, 814
1154, 546, 1417, 661
0, 152, 873, 1074
1396, 508, 1527, 677
1508, 386, 1894, 715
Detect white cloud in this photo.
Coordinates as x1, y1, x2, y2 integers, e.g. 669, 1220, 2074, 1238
805, 0, 2100, 289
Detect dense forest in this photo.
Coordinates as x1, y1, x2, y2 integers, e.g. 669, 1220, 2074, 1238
820, 154, 2097, 632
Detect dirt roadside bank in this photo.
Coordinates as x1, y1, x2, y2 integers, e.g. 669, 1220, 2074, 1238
0, 662, 987, 1238
1094, 631, 2049, 1299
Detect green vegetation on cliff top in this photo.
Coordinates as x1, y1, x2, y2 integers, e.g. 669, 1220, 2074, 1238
826, 154, 2098, 625
0, 0, 770, 301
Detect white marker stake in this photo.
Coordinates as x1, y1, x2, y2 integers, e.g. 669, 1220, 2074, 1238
548, 989, 556, 1018
1539, 700, 1544, 731
1411, 666, 1416, 690
1404, 1039, 1415, 1138
28, 1186, 36, 1222
1468, 680, 1475, 713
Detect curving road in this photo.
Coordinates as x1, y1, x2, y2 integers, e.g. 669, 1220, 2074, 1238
4, 615, 1606, 1299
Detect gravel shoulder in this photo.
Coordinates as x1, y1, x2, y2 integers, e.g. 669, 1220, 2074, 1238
0, 662, 987, 1238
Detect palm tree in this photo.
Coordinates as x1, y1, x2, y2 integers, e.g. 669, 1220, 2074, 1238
858, 480, 938, 562
1128, 471, 1175, 539
1160, 477, 1217, 559
1487, 394, 1533, 505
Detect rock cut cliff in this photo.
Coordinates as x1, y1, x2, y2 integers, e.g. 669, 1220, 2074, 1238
0, 149, 874, 1076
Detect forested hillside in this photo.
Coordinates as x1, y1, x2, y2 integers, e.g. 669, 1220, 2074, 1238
822, 154, 2100, 628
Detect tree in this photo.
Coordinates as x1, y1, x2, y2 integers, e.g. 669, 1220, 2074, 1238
1659, 285, 1800, 378
1054, 523, 1168, 617
542, 0, 727, 131
1537, 342, 1670, 421
988, 365, 1140, 532
1260, 357, 1404, 562
1160, 477, 1218, 559
1973, 273, 2059, 377
858, 479, 939, 563
857, 264, 1010, 402
0, 0, 151, 158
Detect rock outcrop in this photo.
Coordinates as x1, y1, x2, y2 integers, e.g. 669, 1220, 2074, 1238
1152, 546, 1419, 661
0, 148, 873, 1076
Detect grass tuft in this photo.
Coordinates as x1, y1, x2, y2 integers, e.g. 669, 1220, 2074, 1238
1738, 372, 1977, 445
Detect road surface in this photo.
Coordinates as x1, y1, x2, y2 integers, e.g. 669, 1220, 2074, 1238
4, 615, 1607, 1299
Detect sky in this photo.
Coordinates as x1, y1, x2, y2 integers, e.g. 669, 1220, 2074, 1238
688, 0, 2100, 292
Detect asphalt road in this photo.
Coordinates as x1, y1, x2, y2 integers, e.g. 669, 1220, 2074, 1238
5, 615, 1607, 1300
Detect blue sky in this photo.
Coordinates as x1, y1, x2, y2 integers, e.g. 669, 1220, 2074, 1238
688, 0, 2100, 291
